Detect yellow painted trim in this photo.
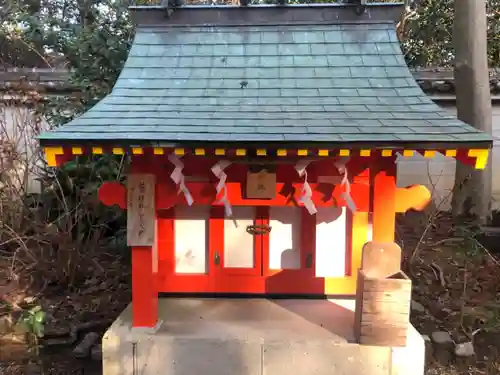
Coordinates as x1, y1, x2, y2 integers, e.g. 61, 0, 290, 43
339, 149, 350, 157
402, 150, 415, 157
215, 149, 225, 156
112, 147, 124, 155
257, 149, 267, 156
423, 150, 435, 158
71, 147, 83, 155
236, 149, 246, 156
324, 277, 356, 295
44, 147, 64, 167
297, 149, 308, 156
92, 147, 103, 155
153, 148, 164, 155
132, 147, 143, 155
381, 149, 393, 157
174, 148, 185, 156
195, 148, 205, 156
350, 212, 369, 276
318, 149, 329, 157
360, 149, 371, 157
277, 149, 287, 157
445, 149, 457, 158
468, 149, 489, 170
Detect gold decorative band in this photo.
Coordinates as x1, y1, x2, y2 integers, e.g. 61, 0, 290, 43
42, 146, 489, 170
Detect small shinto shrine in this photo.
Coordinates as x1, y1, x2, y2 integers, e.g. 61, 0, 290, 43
39, 3, 493, 375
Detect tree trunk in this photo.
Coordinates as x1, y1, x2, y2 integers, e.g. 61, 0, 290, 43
25, 0, 41, 44
451, 0, 492, 225
77, 0, 96, 27
26, 0, 41, 14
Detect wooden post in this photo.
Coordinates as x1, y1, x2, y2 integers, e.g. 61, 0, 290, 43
127, 173, 158, 328
371, 158, 397, 243
452, 0, 492, 223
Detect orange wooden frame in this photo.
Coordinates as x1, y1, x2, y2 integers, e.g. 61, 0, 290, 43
97, 155, 432, 327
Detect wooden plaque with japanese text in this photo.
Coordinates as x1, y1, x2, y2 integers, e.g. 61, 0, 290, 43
127, 174, 155, 246
246, 170, 277, 199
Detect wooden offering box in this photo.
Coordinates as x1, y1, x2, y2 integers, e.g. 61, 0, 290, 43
354, 269, 411, 347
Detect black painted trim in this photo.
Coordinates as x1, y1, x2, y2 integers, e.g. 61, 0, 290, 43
158, 292, 356, 300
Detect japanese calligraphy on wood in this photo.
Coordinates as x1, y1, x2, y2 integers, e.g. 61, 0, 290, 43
246, 169, 276, 199
127, 174, 155, 246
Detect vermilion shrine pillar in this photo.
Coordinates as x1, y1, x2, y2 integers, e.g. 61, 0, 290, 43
127, 158, 159, 328
131, 245, 158, 327
371, 157, 397, 243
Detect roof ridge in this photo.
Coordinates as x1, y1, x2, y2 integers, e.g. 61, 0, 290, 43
130, 3, 404, 26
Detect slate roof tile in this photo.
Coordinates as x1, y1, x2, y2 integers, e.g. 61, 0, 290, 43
39, 22, 493, 147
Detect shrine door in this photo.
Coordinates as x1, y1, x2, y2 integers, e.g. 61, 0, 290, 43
214, 206, 311, 293
168, 205, 348, 295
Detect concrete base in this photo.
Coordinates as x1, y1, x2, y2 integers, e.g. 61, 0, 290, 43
102, 298, 425, 375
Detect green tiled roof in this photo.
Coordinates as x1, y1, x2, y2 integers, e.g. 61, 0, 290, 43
38, 17, 494, 147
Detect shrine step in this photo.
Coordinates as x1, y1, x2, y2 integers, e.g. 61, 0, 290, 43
102, 298, 425, 375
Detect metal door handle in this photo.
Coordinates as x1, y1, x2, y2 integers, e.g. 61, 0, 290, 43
246, 224, 272, 235
214, 252, 220, 266
305, 253, 313, 269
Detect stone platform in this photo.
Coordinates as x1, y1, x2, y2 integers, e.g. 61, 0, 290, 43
102, 298, 425, 375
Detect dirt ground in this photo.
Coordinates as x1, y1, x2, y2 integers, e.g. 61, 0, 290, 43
1, 211, 500, 375
0, 249, 131, 375
400, 212, 500, 375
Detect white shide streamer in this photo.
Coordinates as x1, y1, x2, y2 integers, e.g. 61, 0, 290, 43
295, 160, 318, 215
334, 157, 357, 213
168, 154, 194, 206
211, 160, 233, 217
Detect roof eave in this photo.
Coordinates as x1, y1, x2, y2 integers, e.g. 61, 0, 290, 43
37, 137, 494, 151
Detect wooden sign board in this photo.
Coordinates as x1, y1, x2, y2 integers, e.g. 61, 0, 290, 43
246, 170, 277, 199
127, 174, 155, 247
